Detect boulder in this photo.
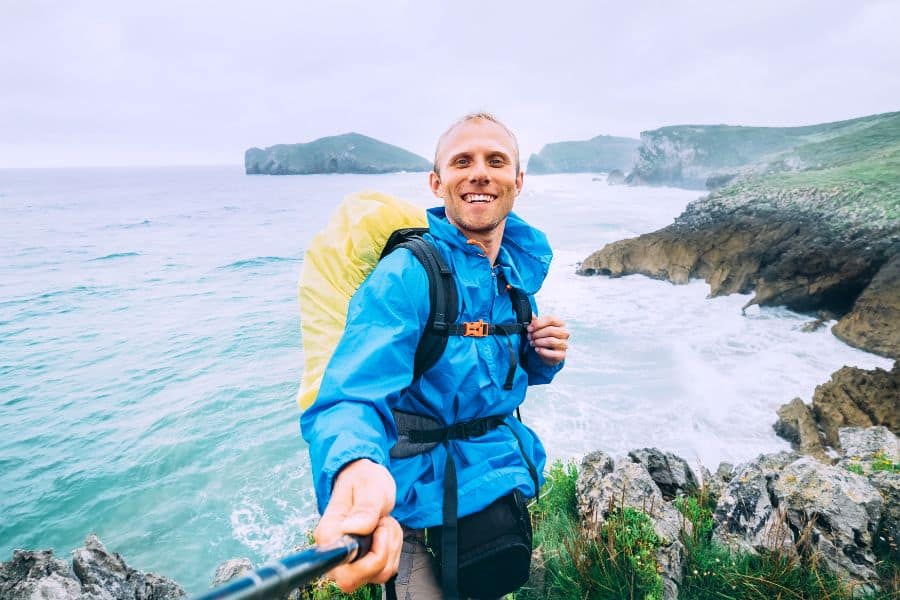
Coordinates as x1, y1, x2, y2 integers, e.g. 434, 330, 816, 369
837, 426, 899, 471
833, 253, 900, 357
712, 452, 797, 555
0, 535, 183, 600
628, 448, 700, 498
700, 461, 734, 503
607, 169, 626, 185
773, 457, 883, 588
812, 364, 900, 450
211, 558, 254, 587
0, 549, 82, 600
773, 397, 829, 461
576, 452, 687, 598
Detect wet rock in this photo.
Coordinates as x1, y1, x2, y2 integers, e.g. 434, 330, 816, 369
773, 457, 883, 588
712, 452, 797, 555
833, 253, 900, 358
628, 447, 700, 498
0, 549, 82, 600
607, 169, 626, 185
773, 397, 829, 461
72, 534, 184, 600
576, 189, 899, 359
0, 535, 183, 600
812, 364, 900, 450
211, 558, 254, 587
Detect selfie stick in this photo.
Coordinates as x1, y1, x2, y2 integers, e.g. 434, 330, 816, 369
191, 534, 372, 600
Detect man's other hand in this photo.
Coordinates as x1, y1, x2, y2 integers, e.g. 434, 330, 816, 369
527, 315, 570, 366
313, 458, 402, 592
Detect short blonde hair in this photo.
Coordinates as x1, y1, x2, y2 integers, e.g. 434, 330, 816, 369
433, 112, 521, 176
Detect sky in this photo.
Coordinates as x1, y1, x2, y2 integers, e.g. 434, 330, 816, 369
1, 0, 898, 168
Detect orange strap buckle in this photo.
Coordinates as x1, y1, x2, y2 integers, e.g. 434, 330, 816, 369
463, 320, 489, 337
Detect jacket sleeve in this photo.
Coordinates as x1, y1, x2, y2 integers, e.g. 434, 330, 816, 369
521, 296, 564, 385
300, 250, 429, 515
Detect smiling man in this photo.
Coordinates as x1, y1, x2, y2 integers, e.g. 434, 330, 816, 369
303, 113, 569, 599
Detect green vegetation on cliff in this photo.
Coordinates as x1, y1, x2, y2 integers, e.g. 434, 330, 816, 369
628, 110, 900, 190
711, 112, 900, 228
245, 133, 431, 175
526, 135, 640, 174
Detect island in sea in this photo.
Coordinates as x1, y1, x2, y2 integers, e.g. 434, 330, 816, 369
525, 134, 640, 174
244, 132, 431, 175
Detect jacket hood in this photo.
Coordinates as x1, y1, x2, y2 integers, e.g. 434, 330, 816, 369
426, 207, 553, 295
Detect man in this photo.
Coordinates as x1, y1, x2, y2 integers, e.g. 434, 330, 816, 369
301, 113, 569, 598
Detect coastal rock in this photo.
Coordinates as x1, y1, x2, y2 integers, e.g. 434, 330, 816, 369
712, 452, 797, 555
700, 462, 734, 502
607, 169, 626, 185
833, 254, 900, 357
625, 111, 898, 189
0, 549, 81, 600
244, 132, 431, 175
812, 364, 900, 450
627, 448, 699, 498
837, 426, 899, 470
576, 452, 687, 597
525, 135, 640, 175
773, 457, 883, 588
773, 397, 828, 461
211, 558, 254, 587
836, 427, 900, 560
0, 535, 183, 600
73, 534, 184, 600
577, 196, 900, 358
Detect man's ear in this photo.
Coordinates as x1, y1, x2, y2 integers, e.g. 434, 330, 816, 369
429, 171, 444, 199
515, 170, 524, 195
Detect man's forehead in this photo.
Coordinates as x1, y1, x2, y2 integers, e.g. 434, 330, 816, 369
437, 119, 516, 158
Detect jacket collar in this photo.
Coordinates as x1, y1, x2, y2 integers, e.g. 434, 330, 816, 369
426, 207, 552, 295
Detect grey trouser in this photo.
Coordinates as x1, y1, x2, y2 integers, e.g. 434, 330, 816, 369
382, 527, 499, 600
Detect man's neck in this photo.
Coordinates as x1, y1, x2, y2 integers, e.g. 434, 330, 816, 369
463, 226, 504, 264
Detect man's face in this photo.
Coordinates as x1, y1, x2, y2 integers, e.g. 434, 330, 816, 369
429, 119, 523, 240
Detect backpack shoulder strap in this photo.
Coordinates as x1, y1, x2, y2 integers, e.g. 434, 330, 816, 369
382, 228, 458, 380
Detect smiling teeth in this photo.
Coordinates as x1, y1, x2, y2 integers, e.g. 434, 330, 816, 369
465, 194, 494, 202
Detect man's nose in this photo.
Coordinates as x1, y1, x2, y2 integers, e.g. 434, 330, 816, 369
468, 159, 489, 183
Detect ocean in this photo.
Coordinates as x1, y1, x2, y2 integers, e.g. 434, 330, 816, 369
0, 167, 891, 593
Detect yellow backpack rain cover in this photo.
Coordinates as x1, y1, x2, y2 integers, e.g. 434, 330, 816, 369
297, 192, 427, 410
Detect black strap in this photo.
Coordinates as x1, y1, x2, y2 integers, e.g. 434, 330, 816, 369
381, 229, 458, 380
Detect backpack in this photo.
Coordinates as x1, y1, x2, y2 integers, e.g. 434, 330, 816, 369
297, 191, 532, 410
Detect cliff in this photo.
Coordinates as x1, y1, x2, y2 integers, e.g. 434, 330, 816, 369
626, 111, 900, 189
526, 135, 640, 174
244, 132, 431, 175
579, 111, 900, 358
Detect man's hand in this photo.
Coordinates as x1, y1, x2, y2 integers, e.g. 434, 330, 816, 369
313, 459, 403, 593
527, 315, 570, 366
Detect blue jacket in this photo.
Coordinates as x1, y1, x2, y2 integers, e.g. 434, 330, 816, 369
301, 207, 562, 528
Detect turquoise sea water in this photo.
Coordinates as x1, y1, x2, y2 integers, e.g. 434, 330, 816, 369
0, 167, 892, 593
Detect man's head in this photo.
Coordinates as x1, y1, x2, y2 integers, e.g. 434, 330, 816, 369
433, 112, 521, 177
429, 113, 524, 245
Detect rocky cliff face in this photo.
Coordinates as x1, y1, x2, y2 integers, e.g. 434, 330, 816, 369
526, 135, 640, 174
577, 186, 900, 358
625, 111, 899, 189
245, 132, 431, 175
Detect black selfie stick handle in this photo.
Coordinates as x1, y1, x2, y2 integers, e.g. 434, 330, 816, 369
192, 534, 373, 600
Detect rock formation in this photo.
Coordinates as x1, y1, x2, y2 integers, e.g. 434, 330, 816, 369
245, 132, 431, 175
0, 534, 184, 600
526, 135, 640, 175
774, 362, 899, 456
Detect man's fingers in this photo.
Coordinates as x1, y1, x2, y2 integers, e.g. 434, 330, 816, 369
330, 516, 401, 592
529, 326, 570, 343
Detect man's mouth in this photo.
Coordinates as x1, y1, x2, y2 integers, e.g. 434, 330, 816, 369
462, 193, 496, 203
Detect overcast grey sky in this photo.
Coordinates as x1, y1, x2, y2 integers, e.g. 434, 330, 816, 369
2, 0, 898, 167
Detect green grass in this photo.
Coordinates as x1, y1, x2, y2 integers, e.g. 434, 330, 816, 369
519, 460, 899, 600
288, 459, 899, 599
